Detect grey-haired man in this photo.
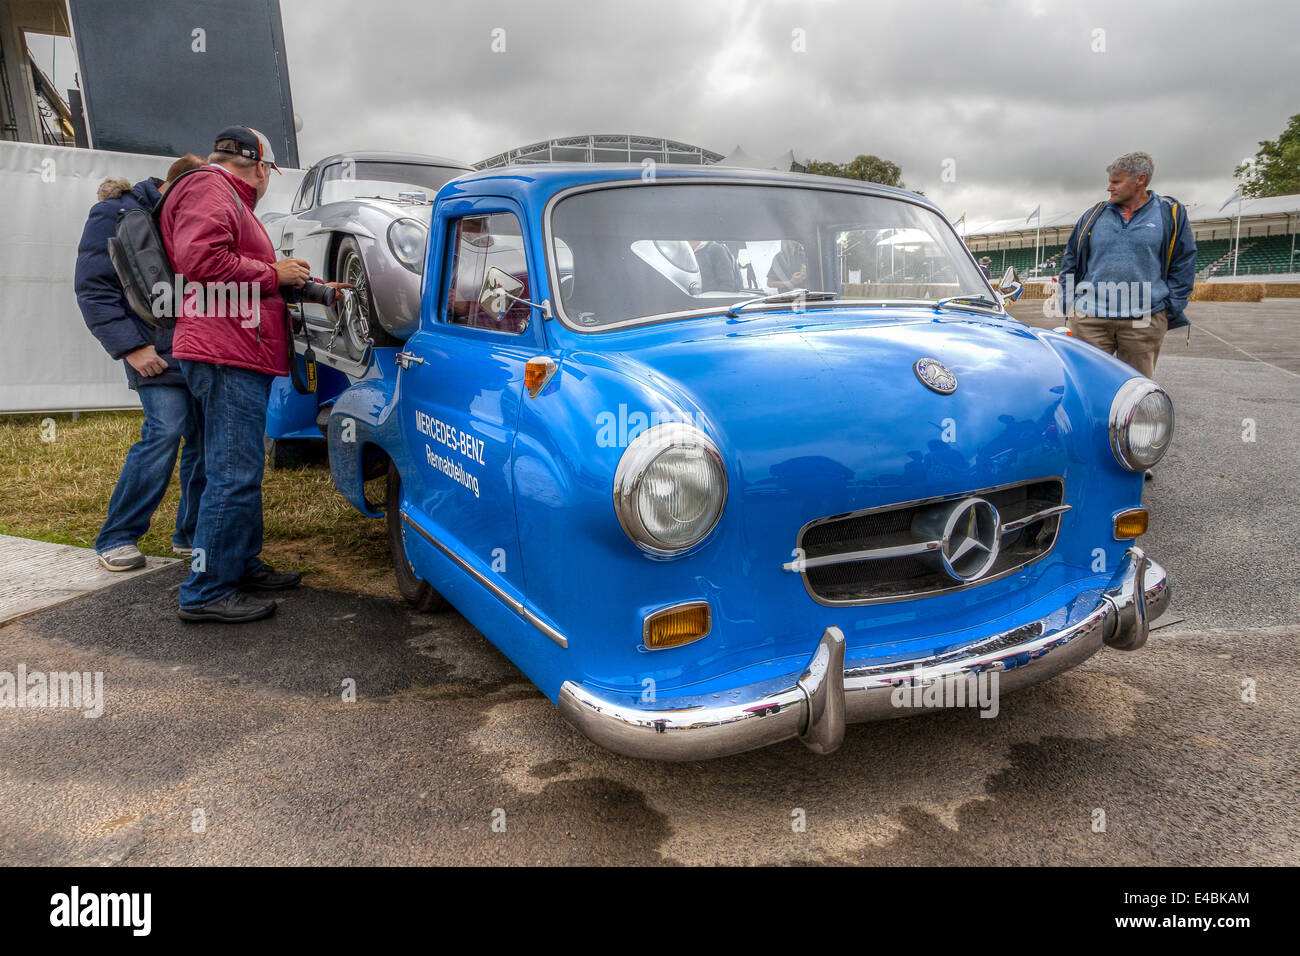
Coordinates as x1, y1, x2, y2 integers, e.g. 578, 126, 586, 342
1058, 151, 1197, 380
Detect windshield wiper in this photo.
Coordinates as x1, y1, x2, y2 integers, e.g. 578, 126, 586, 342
725, 289, 838, 317
934, 293, 1001, 313
355, 194, 432, 204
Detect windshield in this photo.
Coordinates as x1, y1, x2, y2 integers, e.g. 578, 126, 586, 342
548, 183, 992, 329
318, 161, 465, 205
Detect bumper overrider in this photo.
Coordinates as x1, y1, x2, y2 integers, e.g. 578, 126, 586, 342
558, 547, 1169, 760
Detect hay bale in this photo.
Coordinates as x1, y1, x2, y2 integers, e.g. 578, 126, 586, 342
1262, 283, 1300, 298
1019, 283, 1056, 299
1189, 282, 1265, 302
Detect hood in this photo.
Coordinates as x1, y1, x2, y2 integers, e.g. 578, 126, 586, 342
99, 177, 161, 206
607, 311, 1074, 517
97, 177, 132, 201
131, 177, 163, 207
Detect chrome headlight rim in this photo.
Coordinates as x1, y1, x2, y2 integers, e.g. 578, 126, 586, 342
387, 217, 427, 274
613, 422, 727, 557
1109, 378, 1174, 471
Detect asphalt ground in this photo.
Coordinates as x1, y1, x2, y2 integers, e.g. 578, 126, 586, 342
1, 300, 1297, 865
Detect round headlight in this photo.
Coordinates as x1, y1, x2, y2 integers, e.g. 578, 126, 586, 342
614, 423, 727, 554
387, 218, 427, 273
1109, 379, 1174, 471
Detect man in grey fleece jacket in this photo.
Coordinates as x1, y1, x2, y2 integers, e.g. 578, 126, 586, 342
1058, 151, 1197, 380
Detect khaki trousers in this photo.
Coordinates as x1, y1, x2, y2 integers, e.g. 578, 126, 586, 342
1072, 310, 1168, 379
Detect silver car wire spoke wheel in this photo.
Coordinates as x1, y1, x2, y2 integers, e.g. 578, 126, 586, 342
340, 248, 374, 355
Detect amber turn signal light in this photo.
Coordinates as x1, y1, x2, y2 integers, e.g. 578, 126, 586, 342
524, 356, 556, 396
1113, 508, 1148, 539
643, 602, 710, 650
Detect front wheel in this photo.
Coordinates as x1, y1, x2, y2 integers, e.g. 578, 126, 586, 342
335, 236, 401, 357
386, 465, 450, 613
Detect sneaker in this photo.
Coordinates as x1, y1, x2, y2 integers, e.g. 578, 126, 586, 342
178, 591, 277, 623
1144, 469, 1154, 482
238, 565, 303, 591
98, 545, 146, 572
173, 544, 193, 557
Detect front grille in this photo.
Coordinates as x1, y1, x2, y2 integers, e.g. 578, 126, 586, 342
795, 478, 1066, 605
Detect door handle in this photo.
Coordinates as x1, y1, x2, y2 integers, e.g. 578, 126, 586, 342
395, 350, 425, 370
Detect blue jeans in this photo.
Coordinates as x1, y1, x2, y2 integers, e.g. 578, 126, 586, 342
178, 360, 273, 608
95, 384, 204, 553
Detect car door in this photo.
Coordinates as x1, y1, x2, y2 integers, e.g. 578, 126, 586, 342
276, 163, 338, 334
396, 201, 544, 603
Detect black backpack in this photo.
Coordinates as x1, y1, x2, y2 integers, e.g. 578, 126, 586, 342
106, 167, 241, 329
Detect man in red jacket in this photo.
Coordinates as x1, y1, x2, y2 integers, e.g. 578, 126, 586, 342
161, 125, 313, 623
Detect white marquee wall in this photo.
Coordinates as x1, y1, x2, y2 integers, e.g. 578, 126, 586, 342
0, 141, 302, 414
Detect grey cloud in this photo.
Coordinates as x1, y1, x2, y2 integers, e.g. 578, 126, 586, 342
281, 0, 1298, 220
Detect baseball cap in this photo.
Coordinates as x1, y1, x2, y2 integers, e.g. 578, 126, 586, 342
212, 125, 281, 173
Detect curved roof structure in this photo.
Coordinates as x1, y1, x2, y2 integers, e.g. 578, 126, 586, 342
477, 134, 724, 169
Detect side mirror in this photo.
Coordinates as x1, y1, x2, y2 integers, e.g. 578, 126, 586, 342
996, 266, 1023, 302
478, 266, 526, 320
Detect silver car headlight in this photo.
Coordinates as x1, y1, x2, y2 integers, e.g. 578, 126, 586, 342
387, 218, 427, 273
613, 423, 727, 554
1109, 379, 1174, 471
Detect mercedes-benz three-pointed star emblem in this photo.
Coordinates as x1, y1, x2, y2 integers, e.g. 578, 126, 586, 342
939, 497, 1001, 582
914, 357, 957, 394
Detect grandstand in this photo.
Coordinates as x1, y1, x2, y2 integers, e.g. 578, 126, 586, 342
963, 193, 1300, 280
477, 134, 724, 168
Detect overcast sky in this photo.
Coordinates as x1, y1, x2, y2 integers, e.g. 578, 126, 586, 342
275, 0, 1296, 223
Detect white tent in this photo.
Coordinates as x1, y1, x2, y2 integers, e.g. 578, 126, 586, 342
715, 145, 806, 172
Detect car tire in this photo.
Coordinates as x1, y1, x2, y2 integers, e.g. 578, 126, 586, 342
265, 437, 324, 470
386, 464, 450, 613
334, 236, 402, 357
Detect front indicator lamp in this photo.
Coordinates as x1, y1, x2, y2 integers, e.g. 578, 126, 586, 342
1113, 508, 1149, 539
643, 602, 710, 650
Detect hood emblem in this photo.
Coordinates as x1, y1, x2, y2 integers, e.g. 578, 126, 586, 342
914, 358, 957, 394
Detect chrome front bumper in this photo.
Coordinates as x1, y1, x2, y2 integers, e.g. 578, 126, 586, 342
557, 547, 1169, 761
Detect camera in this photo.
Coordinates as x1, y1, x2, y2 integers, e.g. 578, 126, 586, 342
282, 279, 337, 308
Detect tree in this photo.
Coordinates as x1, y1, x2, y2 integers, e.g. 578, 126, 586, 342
1234, 113, 1300, 198
806, 154, 905, 188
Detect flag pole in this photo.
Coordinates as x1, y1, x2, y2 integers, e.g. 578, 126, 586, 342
1233, 190, 1242, 277
1290, 212, 1296, 274
1034, 207, 1041, 278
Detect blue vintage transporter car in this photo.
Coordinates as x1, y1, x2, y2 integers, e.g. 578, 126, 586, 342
322, 164, 1173, 760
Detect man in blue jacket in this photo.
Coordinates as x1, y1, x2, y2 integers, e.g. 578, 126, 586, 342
1058, 151, 1197, 380
76, 155, 206, 571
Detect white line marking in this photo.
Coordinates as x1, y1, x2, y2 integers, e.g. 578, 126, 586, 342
1187, 320, 1300, 378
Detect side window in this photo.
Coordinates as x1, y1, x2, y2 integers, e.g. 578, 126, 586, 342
291, 165, 319, 213
444, 213, 531, 334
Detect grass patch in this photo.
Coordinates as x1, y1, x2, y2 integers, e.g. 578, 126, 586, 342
0, 410, 397, 599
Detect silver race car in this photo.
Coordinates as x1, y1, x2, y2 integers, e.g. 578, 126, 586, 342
261, 151, 473, 372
